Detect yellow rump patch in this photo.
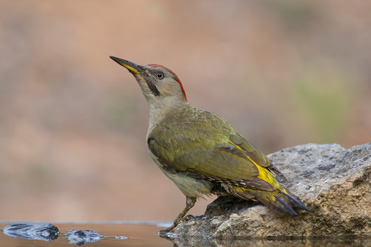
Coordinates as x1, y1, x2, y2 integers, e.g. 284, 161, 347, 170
229, 140, 287, 193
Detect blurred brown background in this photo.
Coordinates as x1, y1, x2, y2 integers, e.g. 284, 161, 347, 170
0, 0, 370, 222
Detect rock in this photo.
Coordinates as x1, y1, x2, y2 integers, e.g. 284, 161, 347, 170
64, 229, 103, 245
2, 223, 59, 241
167, 143, 371, 239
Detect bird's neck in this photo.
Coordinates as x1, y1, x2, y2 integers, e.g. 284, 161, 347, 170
147, 99, 190, 135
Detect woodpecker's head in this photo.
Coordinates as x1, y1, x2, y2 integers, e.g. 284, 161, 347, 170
110, 56, 187, 108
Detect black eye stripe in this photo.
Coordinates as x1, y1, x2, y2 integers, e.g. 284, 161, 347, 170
146, 78, 160, 96
143, 69, 162, 96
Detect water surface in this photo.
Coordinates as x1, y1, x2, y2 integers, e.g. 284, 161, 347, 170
0, 221, 369, 247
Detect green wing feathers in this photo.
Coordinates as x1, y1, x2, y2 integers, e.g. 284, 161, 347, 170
148, 107, 307, 215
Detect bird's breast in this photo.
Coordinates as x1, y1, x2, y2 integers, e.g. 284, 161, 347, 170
148, 150, 213, 198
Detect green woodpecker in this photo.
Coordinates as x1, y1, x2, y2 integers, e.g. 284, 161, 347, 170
110, 56, 308, 232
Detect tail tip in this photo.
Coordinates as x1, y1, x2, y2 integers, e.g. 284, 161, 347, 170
285, 193, 308, 211
274, 195, 298, 216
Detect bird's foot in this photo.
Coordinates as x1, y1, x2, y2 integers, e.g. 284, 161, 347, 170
158, 214, 195, 237
158, 226, 174, 238
183, 214, 195, 221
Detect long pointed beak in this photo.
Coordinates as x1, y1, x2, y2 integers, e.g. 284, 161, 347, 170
110, 56, 141, 75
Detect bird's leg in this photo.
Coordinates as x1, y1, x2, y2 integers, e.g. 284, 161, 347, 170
159, 196, 196, 234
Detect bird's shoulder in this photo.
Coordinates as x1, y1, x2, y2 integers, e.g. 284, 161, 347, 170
161, 106, 233, 134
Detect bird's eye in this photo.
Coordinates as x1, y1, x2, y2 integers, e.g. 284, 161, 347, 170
155, 72, 164, 80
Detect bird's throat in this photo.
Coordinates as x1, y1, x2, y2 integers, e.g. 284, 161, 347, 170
147, 101, 190, 137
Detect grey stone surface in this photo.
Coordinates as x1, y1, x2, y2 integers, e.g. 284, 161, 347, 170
167, 143, 371, 239
2, 223, 59, 241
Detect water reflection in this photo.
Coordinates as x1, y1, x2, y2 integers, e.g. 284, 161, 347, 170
1, 222, 370, 247
166, 236, 370, 247
1, 223, 129, 246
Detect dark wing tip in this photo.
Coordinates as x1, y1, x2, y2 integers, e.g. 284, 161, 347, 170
285, 193, 309, 211
274, 195, 298, 216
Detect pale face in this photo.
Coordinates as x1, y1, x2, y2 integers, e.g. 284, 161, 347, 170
135, 64, 187, 104
110, 56, 187, 106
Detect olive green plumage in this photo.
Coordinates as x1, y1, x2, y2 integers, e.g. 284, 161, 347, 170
109, 56, 308, 233
148, 106, 265, 182
147, 105, 306, 216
